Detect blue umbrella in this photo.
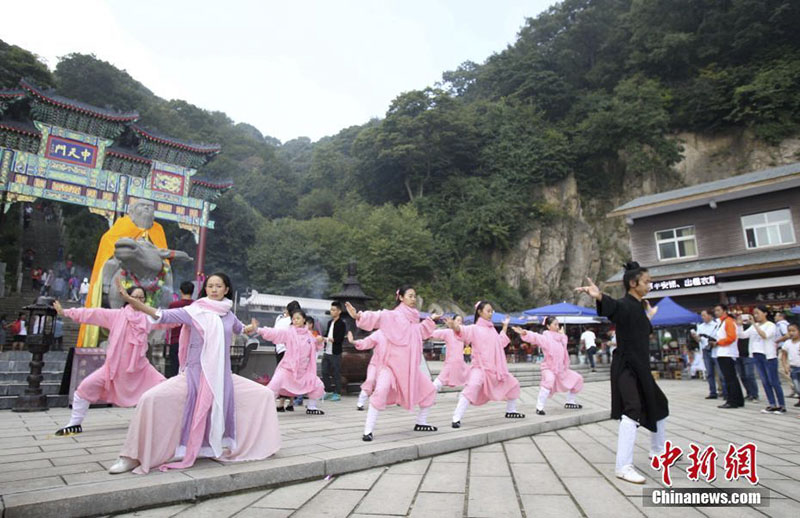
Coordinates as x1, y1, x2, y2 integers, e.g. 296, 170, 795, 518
523, 302, 597, 317
650, 296, 702, 328
463, 312, 527, 326
791, 306, 800, 314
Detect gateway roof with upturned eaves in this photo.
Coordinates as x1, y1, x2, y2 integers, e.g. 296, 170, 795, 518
0, 79, 229, 199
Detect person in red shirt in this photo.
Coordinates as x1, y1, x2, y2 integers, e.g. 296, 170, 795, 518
165, 281, 195, 378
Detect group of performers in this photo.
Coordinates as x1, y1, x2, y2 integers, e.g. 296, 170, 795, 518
51, 261, 664, 486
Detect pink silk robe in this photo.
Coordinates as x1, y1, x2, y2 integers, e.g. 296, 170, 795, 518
457, 318, 520, 406
65, 306, 167, 407
521, 330, 583, 394
431, 328, 469, 387
356, 304, 437, 411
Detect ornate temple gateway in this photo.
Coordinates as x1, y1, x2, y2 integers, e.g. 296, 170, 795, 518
0, 79, 230, 277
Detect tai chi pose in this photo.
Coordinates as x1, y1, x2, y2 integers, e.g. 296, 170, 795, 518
350, 330, 389, 411
252, 310, 326, 415
445, 301, 523, 428
512, 316, 584, 415
345, 286, 441, 441
109, 273, 280, 474
431, 316, 469, 391
576, 262, 668, 484
53, 288, 168, 436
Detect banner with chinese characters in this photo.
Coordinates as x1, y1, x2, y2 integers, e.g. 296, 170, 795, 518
649, 275, 717, 292
44, 135, 98, 168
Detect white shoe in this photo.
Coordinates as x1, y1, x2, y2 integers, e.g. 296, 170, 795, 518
109, 456, 140, 474
615, 464, 646, 484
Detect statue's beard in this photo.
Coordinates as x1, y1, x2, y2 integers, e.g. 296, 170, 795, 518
130, 213, 154, 229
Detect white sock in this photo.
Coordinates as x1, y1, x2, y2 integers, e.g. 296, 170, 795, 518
536, 388, 550, 410
433, 378, 443, 392
357, 390, 368, 408
307, 399, 319, 410
416, 406, 431, 425
505, 399, 518, 413
453, 393, 470, 423
650, 418, 667, 456
566, 391, 577, 405
616, 415, 639, 471
364, 405, 380, 435
67, 393, 90, 427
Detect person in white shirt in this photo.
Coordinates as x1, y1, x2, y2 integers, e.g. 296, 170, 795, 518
580, 328, 597, 372
691, 310, 727, 399
774, 312, 795, 397
779, 323, 800, 408
739, 306, 785, 413
273, 301, 300, 412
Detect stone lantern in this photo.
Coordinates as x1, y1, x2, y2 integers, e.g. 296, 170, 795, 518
330, 261, 373, 388
13, 297, 57, 412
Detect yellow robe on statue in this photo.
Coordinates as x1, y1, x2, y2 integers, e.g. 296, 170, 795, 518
77, 216, 168, 348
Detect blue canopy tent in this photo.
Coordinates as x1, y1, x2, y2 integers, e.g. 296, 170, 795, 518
523, 302, 598, 317
650, 296, 702, 328
463, 312, 527, 326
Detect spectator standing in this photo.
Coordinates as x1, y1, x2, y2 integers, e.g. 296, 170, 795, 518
79, 278, 90, 305
580, 327, 597, 372
713, 304, 744, 409
734, 315, 759, 402
164, 281, 195, 378
739, 306, 785, 413
322, 301, 347, 402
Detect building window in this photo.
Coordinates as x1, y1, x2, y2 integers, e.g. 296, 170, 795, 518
655, 226, 698, 261
741, 208, 795, 249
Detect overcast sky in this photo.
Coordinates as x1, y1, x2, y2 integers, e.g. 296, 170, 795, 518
4, 0, 553, 142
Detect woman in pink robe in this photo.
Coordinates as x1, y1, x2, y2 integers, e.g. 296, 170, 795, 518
52, 288, 168, 436
445, 301, 523, 427
351, 329, 389, 410
345, 285, 441, 441
431, 315, 469, 391
512, 316, 584, 415
108, 273, 280, 474
254, 309, 326, 415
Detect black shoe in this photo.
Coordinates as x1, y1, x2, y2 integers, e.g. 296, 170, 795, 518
794, 401, 800, 407
761, 406, 777, 414
285, 405, 294, 412
451, 421, 461, 428
771, 406, 787, 414
362, 433, 373, 442
718, 403, 738, 409
705, 395, 718, 400
276, 407, 285, 412
505, 412, 525, 419
535, 409, 546, 416
591, 369, 596, 373
414, 424, 438, 432
55, 424, 82, 436
357, 405, 365, 411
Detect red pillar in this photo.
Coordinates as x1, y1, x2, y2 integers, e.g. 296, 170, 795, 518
196, 225, 207, 281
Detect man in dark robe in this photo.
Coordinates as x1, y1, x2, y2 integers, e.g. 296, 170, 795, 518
576, 262, 669, 484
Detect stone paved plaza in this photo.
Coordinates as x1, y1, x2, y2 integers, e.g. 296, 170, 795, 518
2, 379, 800, 517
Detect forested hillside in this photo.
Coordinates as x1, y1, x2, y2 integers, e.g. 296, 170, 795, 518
2, 0, 799, 310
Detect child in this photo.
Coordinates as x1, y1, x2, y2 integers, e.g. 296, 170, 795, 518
779, 323, 800, 410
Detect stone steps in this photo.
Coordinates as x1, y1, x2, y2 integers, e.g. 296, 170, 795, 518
0, 350, 68, 408
0, 393, 67, 410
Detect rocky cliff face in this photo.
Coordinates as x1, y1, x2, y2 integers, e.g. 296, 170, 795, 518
500, 129, 800, 305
